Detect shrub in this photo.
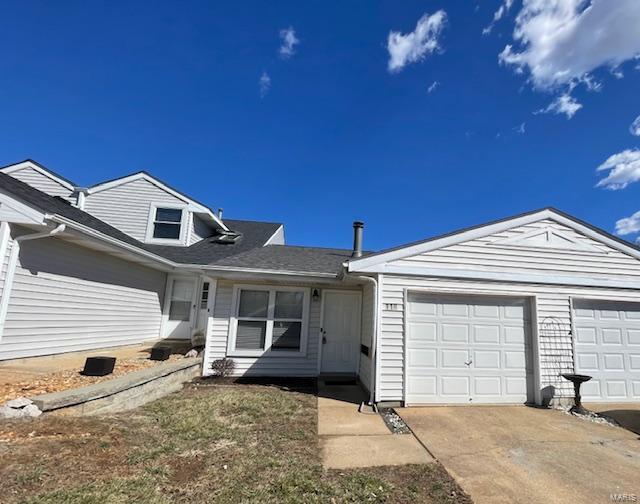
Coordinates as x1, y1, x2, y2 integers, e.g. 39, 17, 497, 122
211, 358, 235, 377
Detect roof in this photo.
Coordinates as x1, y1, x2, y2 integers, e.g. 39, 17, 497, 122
0, 159, 77, 189
348, 206, 640, 271
213, 244, 358, 274
0, 172, 284, 268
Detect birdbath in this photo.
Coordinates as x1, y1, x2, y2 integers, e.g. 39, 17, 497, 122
562, 373, 592, 415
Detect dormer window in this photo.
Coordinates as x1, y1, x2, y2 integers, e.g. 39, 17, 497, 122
145, 204, 187, 244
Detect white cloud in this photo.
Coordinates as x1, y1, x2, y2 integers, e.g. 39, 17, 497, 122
279, 27, 299, 59
427, 80, 439, 93
535, 93, 583, 119
259, 71, 271, 98
499, 0, 640, 90
630, 115, 640, 136
514, 122, 526, 134
387, 11, 447, 73
615, 210, 640, 236
483, 0, 514, 35
596, 148, 640, 190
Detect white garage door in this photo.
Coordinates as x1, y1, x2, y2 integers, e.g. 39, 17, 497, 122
406, 294, 533, 405
573, 300, 640, 402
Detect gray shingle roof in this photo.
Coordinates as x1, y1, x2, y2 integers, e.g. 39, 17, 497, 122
0, 172, 282, 266
214, 244, 356, 274
0, 171, 350, 275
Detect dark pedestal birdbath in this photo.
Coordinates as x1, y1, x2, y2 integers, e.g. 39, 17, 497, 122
562, 373, 592, 415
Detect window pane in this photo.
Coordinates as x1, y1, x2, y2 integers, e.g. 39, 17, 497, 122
169, 301, 191, 321
238, 290, 269, 318
236, 320, 266, 350
274, 291, 303, 319
271, 321, 301, 350
156, 207, 182, 222
169, 279, 193, 321
153, 223, 181, 239
200, 282, 210, 309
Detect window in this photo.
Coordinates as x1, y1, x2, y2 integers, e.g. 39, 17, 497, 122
200, 282, 210, 309
152, 207, 183, 240
230, 287, 308, 355
169, 279, 193, 321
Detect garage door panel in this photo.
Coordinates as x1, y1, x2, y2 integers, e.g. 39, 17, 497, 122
602, 329, 623, 345
408, 349, 437, 368
575, 327, 597, 344
474, 325, 500, 344
629, 330, 640, 345
475, 377, 501, 396
441, 324, 469, 343
407, 294, 532, 405
504, 326, 526, 344
408, 322, 436, 344
441, 349, 470, 368
574, 299, 640, 402
474, 350, 500, 369
441, 376, 470, 396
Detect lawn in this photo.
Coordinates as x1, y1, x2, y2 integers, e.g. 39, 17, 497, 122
0, 382, 470, 503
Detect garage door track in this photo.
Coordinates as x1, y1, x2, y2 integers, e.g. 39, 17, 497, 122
400, 406, 640, 504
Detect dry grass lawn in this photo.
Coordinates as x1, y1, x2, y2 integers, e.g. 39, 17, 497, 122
0, 382, 470, 503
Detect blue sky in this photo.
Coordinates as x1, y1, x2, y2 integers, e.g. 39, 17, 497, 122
1, 1, 640, 250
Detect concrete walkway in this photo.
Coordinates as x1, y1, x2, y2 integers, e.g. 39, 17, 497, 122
317, 381, 433, 469
400, 405, 640, 504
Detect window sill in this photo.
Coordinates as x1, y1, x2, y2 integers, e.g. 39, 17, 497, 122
145, 238, 185, 246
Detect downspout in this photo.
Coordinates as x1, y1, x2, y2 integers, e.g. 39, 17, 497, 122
355, 274, 378, 410
0, 223, 66, 341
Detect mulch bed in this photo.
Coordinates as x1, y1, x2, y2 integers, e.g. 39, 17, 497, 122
0, 355, 184, 404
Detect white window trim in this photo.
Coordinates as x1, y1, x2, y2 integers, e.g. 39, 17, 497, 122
145, 202, 188, 245
227, 284, 310, 358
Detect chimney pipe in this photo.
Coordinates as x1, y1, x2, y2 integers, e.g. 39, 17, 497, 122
352, 221, 364, 258
217, 208, 224, 220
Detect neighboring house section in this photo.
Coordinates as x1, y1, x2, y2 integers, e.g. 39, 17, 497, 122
83, 172, 227, 246
1, 160, 75, 201
0, 225, 166, 360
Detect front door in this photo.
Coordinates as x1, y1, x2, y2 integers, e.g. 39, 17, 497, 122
320, 290, 361, 374
164, 276, 196, 339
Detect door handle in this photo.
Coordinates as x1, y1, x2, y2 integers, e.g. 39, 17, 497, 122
322, 336, 327, 344
464, 359, 473, 367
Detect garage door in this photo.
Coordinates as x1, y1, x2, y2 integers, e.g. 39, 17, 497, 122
573, 300, 640, 402
406, 294, 533, 405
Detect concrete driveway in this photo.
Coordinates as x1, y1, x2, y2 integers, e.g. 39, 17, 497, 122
399, 406, 640, 504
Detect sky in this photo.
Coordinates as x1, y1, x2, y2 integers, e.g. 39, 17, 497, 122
1, 1, 640, 251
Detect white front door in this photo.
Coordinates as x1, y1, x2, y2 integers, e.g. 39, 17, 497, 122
320, 290, 361, 374
406, 294, 533, 405
574, 299, 640, 402
164, 276, 197, 339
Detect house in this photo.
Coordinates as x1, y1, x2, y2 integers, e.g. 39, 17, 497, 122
1, 160, 639, 407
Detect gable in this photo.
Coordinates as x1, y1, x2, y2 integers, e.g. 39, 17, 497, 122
386, 218, 640, 282
348, 209, 640, 287
3, 166, 74, 200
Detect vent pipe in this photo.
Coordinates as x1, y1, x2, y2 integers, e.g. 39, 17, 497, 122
352, 221, 364, 258
217, 208, 224, 220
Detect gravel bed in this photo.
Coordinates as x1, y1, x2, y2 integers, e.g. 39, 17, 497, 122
379, 408, 412, 434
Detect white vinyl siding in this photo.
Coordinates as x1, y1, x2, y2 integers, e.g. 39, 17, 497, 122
83, 178, 187, 242
0, 228, 167, 360
189, 215, 213, 245
391, 219, 640, 282
358, 281, 375, 392
378, 274, 640, 403
6, 167, 73, 200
